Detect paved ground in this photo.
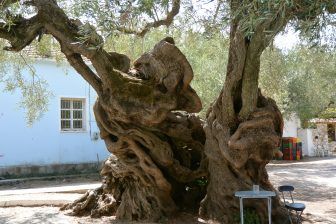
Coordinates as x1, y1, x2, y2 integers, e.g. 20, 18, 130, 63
267, 157, 336, 223
0, 157, 335, 223
0, 174, 100, 191
0, 183, 100, 207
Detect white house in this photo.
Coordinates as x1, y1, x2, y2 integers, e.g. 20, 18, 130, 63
282, 115, 315, 157
283, 115, 336, 157
0, 59, 109, 176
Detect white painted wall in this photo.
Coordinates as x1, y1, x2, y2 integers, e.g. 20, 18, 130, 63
283, 115, 301, 138
282, 115, 317, 156
0, 60, 109, 167
298, 129, 315, 156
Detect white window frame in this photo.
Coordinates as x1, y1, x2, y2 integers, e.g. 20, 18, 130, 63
60, 97, 86, 132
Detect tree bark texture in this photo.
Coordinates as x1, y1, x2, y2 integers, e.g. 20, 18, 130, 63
0, 1, 207, 221
199, 2, 290, 223
60, 36, 208, 221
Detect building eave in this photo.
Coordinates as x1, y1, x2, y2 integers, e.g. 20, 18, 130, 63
310, 118, 336, 124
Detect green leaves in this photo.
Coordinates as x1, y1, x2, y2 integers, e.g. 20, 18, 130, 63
77, 23, 104, 49
180, 32, 228, 117
319, 107, 336, 119
18, 74, 52, 126
59, 0, 175, 38
0, 40, 53, 126
232, 0, 290, 37
260, 46, 336, 126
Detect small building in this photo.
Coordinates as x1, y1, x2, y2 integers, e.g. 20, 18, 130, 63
310, 118, 336, 157
0, 59, 109, 177
282, 115, 315, 157
281, 114, 336, 157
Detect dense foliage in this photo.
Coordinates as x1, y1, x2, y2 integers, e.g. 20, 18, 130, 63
260, 46, 336, 125
0, 1, 335, 124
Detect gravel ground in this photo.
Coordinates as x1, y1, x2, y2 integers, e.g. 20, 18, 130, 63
267, 156, 336, 224
0, 207, 200, 224
0, 157, 335, 224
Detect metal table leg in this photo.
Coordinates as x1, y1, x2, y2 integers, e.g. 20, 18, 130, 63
240, 197, 244, 224
268, 197, 272, 224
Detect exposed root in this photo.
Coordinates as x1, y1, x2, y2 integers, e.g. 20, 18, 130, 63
61, 186, 117, 217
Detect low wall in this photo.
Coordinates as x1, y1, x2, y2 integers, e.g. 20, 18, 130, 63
0, 162, 103, 179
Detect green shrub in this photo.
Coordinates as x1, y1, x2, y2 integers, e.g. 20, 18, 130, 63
234, 208, 261, 224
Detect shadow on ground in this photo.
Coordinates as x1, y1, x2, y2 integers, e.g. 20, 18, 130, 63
267, 157, 336, 223
0, 207, 205, 224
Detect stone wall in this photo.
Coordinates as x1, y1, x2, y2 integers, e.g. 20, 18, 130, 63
329, 141, 336, 155
312, 124, 329, 156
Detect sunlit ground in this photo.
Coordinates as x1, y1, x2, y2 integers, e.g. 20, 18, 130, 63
267, 157, 336, 223
0, 157, 335, 224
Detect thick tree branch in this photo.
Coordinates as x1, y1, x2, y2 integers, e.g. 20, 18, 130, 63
220, 23, 247, 125
239, 11, 290, 120
0, 1, 107, 94
65, 53, 103, 94
239, 17, 288, 120
116, 0, 180, 37
0, 15, 43, 51
0, 0, 130, 94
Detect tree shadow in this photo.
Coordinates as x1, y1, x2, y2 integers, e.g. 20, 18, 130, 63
0, 216, 11, 224
61, 210, 205, 224
267, 158, 336, 222
267, 159, 336, 202
23, 211, 59, 224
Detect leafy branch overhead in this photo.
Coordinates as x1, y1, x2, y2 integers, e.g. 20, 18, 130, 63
0, 0, 183, 94
59, 0, 180, 37
115, 0, 180, 37
232, 0, 336, 37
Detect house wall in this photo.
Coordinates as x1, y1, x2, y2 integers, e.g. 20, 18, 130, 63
283, 115, 300, 138
282, 115, 317, 157
0, 60, 109, 169
298, 129, 315, 156
312, 124, 330, 157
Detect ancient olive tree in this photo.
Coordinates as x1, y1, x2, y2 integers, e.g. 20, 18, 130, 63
199, 1, 335, 223
0, 0, 335, 223
0, 0, 207, 220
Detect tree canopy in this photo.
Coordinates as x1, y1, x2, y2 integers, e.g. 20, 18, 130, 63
260, 45, 336, 125
1, 1, 335, 124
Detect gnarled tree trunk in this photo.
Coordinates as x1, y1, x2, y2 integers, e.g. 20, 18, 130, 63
0, 1, 207, 221
60, 38, 208, 221
199, 3, 289, 223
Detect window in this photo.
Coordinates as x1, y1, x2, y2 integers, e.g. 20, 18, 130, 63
60, 98, 85, 131
327, 124, 336, 142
